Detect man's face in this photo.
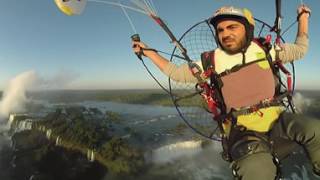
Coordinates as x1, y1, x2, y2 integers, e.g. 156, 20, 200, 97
216, 20, 247, 54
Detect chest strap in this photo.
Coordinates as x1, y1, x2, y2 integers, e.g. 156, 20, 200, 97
228, 92, 289, 119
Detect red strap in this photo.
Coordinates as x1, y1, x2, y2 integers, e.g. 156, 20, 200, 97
276, 62, 292, 92
252, 35, 272, 50
199, 83, 220, 119
202, 51, 216, 78
198, 51, 221, 120
265, 35, 272, 44
251, 106, 264, 117
210, 51, 215, 68
287, 74, 292, 92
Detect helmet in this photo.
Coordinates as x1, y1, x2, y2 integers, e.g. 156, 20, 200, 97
209, 6, 255, 28
209, 6, 255, 51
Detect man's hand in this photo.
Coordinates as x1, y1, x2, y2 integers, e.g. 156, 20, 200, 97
132, 41, 147, 57
296, 4, 310, 38
297, 4, 311, 20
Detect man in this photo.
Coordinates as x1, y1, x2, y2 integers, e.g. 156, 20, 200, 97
133, 5, 319, 180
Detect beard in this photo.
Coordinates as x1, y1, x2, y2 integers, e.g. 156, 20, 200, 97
220, 37, 248, 55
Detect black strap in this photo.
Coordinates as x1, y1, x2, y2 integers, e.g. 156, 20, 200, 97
228, 92, 290, 119
255, 38, 286, 93
141, 48, 187, 61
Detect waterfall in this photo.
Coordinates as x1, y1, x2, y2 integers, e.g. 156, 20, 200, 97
6, 114, 34, 132
148, 140, 231, 180
9, 120, 33, 133
90, 150, 95, 162
55, 136, 61, 146
46, 129, 52, 139
17, 120, 32, 131
8, 114, 15, 127
87, 149, 95, 162
39, 125, 46, 132
151, 140, 203, 164
10, 139, 15, 148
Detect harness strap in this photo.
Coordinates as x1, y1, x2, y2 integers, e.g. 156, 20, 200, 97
275, 61, 292, 92
227, 126, 272, 158
254, 36, 295, 112
227, 92, 289, 119
196, 83, 220, 118
218, 58, 266, 77
200, 51, 229, 160
198, 51, 224, 120
201, 51, 216, 77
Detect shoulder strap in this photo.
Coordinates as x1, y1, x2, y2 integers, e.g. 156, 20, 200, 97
253, 37, 272, 53
254, 37, 292, 104
253, 37, 279, 76
201, 51, 215, 71
201, 50, 227, 115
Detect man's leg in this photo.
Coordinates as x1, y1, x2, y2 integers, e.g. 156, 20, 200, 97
231, 152, 278, 180
280, 112, 320, 175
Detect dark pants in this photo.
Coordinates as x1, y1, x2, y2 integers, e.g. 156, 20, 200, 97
230, 112, 320, 180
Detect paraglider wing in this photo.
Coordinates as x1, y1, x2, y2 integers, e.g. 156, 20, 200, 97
54, 0, 87, 16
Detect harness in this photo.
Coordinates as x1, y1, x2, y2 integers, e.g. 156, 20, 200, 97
200, 37, 293, 120
197, 37, 295, 164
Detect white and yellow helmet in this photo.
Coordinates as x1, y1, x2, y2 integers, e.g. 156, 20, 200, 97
54, 0, 87, 16
209, 6, 255, 49
209, 6, 255, 28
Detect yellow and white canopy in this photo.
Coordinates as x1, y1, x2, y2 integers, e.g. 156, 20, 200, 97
54, 0, 87, 16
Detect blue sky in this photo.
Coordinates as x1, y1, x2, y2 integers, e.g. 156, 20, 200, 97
0, 0, 319, 90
